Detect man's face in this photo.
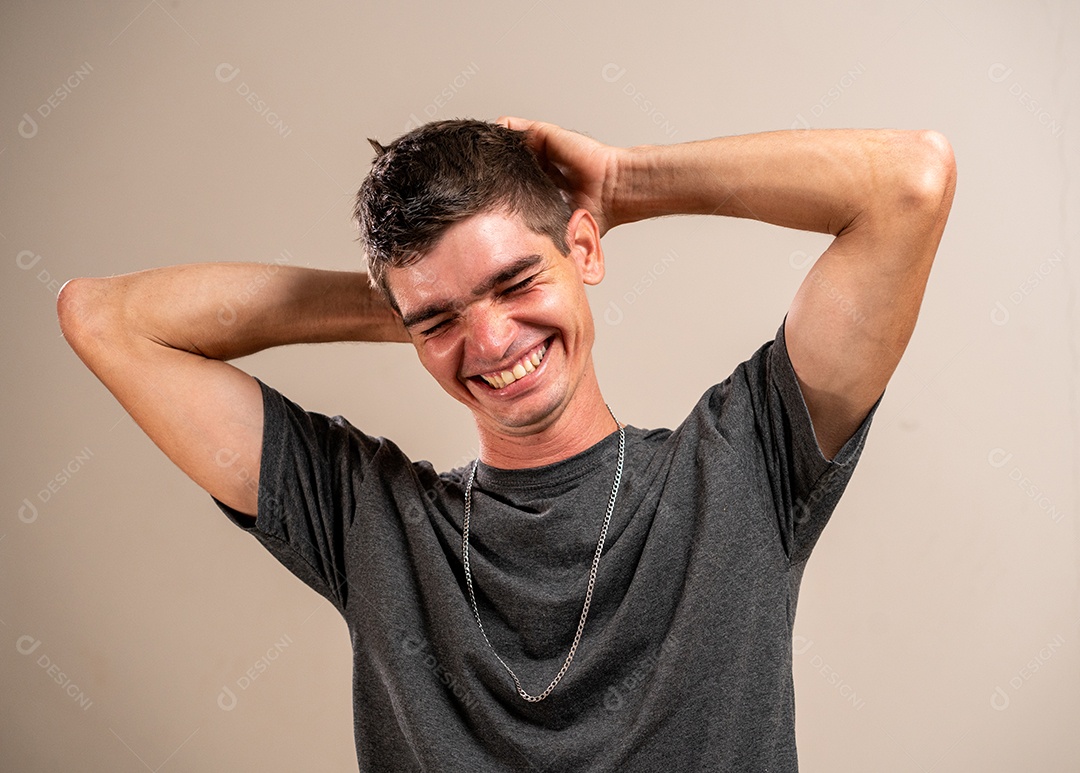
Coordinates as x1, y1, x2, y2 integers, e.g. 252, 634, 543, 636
387, 208, 604, 439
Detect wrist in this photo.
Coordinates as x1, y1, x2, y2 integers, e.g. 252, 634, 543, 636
355, 293, 410, 343
607, 143, 671, 228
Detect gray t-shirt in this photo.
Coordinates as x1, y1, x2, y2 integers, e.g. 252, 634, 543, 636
214, 320, 878, 772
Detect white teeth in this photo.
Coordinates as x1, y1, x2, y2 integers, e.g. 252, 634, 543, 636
480, 341, 548, 389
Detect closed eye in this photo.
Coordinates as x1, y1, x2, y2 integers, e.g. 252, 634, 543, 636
504, 274, 537, 294
420, 318, 451, 336
421, 274, 539, 336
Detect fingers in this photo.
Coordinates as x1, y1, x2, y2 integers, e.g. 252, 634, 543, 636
495, 115, 532, 131
496, 116, 556, 144
497, 115, 549, 158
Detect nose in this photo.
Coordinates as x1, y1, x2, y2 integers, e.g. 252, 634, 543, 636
465, 302, 518, 371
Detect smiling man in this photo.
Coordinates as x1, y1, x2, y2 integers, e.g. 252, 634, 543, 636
387, 208, 612, 467
58, 117, 954, 771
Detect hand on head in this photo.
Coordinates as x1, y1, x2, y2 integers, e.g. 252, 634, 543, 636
496, 115, 622, 237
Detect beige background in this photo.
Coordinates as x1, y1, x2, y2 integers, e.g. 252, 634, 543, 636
2, 0, 1077, 770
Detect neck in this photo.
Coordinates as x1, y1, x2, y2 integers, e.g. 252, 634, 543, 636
473, 370, 620, 470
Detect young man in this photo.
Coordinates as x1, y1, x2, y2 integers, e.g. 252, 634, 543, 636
58, 117, 955, 771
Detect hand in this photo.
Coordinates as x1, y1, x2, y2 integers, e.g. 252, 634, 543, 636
496, 116, 624, 237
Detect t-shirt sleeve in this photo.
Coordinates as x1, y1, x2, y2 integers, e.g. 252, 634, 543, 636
750, 317, 881, 565
211, 377, 393, 613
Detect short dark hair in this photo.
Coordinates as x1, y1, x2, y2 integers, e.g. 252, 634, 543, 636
353, 118, 573, 309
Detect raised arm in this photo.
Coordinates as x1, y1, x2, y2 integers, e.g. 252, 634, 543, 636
57, 264, 408, 516
499, 117, 956, 459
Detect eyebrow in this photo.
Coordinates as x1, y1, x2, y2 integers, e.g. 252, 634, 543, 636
400, 253, 544, 329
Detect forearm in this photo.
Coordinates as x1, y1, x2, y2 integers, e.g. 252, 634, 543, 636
611, 129, 949, 239
62, 262, 409, 361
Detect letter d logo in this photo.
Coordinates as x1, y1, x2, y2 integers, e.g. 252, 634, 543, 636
217, 685, 237, 711
18, 113, 38, 139
216, 302, 237, 326
16, 250, 42, 271
215, 63, 240, 83
16, 635, 41, 656
987, 448, 1013, 469
601, 63, 626, 83
987, 63, 1012, 84
19, 498, 39, 523
603, 686, 625, 711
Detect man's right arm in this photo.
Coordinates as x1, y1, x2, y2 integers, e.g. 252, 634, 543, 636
56, 263, 409, 518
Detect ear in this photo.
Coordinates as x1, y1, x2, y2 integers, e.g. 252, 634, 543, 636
566, 208, 605, 286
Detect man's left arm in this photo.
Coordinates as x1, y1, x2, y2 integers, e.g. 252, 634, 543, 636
501, 119, 957, 460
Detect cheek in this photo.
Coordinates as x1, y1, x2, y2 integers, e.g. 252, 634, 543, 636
420, 338, 463, 381
543, 287, 591, 334
529, 285, 578, 322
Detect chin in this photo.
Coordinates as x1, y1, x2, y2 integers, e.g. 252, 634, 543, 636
480, 390, 569, 434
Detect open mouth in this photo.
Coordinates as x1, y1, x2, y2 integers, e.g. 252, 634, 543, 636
473, 336, 553, 390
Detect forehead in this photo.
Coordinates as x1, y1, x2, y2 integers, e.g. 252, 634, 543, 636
388, 210, 558, 318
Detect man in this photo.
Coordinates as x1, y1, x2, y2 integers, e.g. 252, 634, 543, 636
58, 116, 955, 771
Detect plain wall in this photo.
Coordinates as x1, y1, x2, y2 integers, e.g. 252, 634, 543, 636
2, 0, 1077, 770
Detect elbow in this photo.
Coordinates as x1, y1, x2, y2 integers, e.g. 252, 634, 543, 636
57, 277, 87, 343
895, 130, 957, 217
57, 276, 110, 350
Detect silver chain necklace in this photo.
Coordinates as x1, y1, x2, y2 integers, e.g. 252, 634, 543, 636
462, 407, 625, 703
